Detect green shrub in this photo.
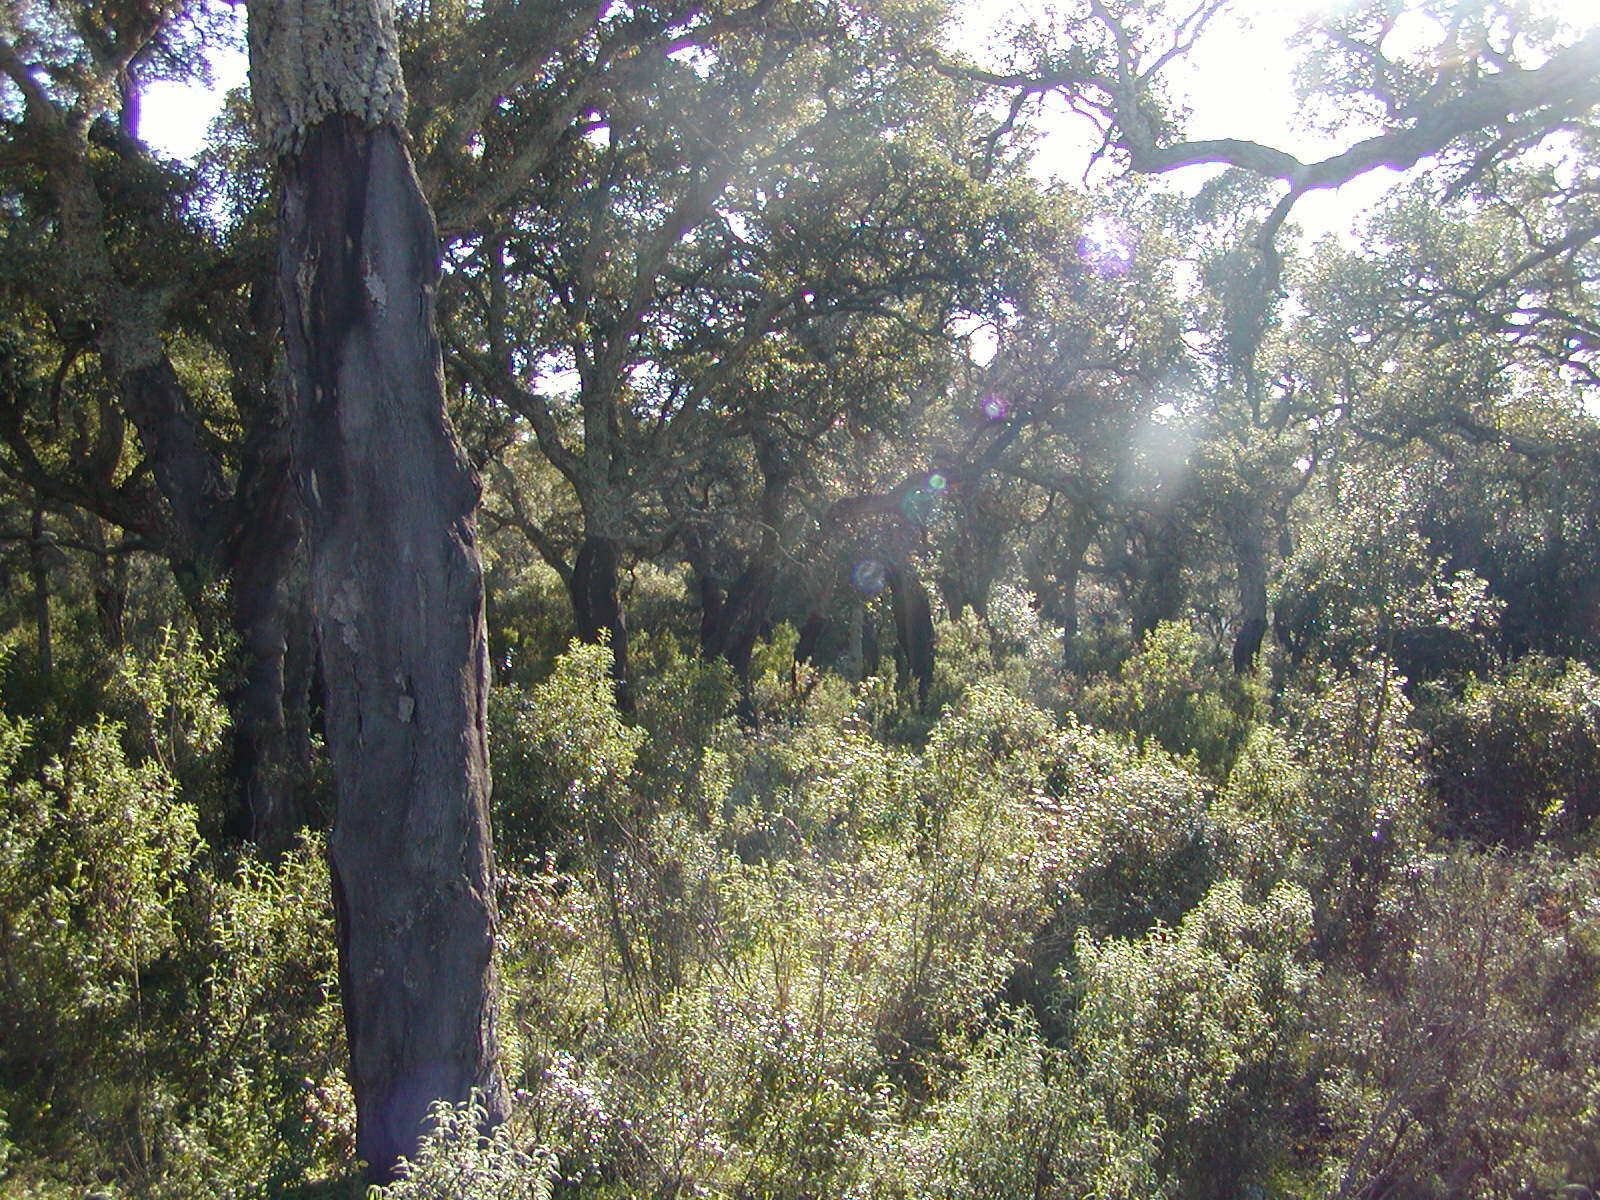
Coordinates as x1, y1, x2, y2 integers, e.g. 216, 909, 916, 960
0, 713, 203, 1175
859, 881, 1316, 1200
1078, 620, 1257, 777
1280, 660, 1432, 954
1309, 851, 1600, 1200
1070, 878, 1317, 1196
1043, 717, 1215, 939
370, 1095, 556, 1200
849, 1013, 1164, 1200
0, 639, 349, 1199
490, 640, 646, 857
1424, 656, 1600, 846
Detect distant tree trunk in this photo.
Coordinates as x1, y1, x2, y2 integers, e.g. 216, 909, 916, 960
1229, 503, 1269, 674
887, 562, 935, 703
697, 571, 724, 652
695, 432, 792, 694
711, 562, 777, 681
1130, 509, 1186, 638
796, 611, 827, 666
28, 508, 51, 674
250, 0, 507, 1180
93, 550, 127, 651
1057, 523, 1092, 671
569, 533, 631, 707
940, 475, 1004, 620
102, 345, 313, 847
859, 604, 879, 679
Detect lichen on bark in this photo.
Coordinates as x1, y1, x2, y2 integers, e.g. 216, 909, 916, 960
247, 0, 408, 154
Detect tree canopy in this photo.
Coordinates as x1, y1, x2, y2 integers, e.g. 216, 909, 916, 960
1, 0, 1599, 1193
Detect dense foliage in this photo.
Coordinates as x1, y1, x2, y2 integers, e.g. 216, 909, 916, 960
2, 0, 1599, 1194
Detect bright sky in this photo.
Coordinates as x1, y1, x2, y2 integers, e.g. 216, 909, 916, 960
140, 0, 1598, 247
957, 0, 1600, 241
140, 10, 247, 162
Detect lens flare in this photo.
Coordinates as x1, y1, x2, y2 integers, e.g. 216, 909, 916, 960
851, 559, 887, 596
980, 394, 1008, 421
928, 472, 948, 492
1077, 216, 1135, 277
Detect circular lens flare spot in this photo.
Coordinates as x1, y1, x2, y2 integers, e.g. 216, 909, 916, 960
981, 394, 1009, 421
928, 472, 948, 492
1077, 216, 1135, 277
851, 559, 887, 596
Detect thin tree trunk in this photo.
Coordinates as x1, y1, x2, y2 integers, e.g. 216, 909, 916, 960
1230, 506, 1269, 674
28, 508, 51, 675
887, 562, 935, 703
697, 571, 724, 653
1057, 525, 1091, 671
569, 533, 630, 707
858, 604, 878, 679
95, 549, 128, 651
251, 0, 508, 1175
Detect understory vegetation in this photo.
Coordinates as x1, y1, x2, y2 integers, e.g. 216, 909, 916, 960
3, 599, 1600, 1199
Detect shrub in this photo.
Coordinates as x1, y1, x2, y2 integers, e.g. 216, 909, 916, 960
1424, 656, 1600, 846
0, 640, 350, 1199
1310, 851, 1600, 1199
490, 640, 645, 857
1280, 660, 1432, 955
1042, 717, 1215, 939
1077, 620, 1257, 777
370, 1095, 556, 1200
0, 713, 203, 1175
1070, 878, 1317, 1196
858, 881, 1316, 1200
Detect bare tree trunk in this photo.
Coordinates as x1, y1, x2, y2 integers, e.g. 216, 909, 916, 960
1230, 505, 1269, 674
1130, 509, 1187, 638
1057, 524, 1092, 671
250, 0, 507, 1178
887, 562, 935, 703
706, 561, 776, 683
569, 533, 631, 707
28, 508, 51, 675
90, 541, 128, 651
695, 433, 791, 710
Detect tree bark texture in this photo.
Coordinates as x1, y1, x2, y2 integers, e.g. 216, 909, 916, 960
270, 112, 507, 1180
100, 304, 313, 851
225, 403, 312, 848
